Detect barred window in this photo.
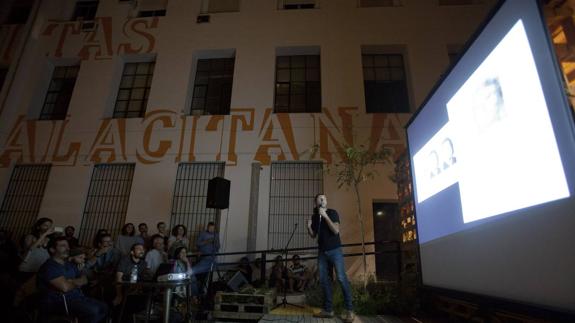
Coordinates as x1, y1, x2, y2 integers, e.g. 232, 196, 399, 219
268, 162, 323, 250
78, 164, 135, 246
0, 164, 51, 242
40, 66, 79, 120
114, 62, 155, 118
274, 55, 321, 113
72, 1, 99, 20
170, 162, 225, 247
362, 53, 409, 113
191, 58, 234, 115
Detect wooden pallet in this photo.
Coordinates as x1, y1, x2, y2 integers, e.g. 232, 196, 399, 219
212, 290, 276, 321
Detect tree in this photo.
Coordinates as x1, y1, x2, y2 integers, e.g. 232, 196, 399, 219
310, 143, 393, 286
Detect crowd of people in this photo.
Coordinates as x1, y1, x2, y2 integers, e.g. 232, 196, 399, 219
0, 217, 313, 323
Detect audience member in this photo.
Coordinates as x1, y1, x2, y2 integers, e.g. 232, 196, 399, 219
237, 256, 253, 284
115, 223, 144, 255
269, 255, 288, 292
64, 226, 79, 249
167, 224, 188, 258
69, 248, 87, 274
86, 234, 121, 276
137, 223, 150, 248
37, 237, 108, 323
289, 254, 309, 292
113, 243, 150, 322
18, 218, 53, 279
156, 222, 169, 247
145, 234, 167, 276
172, 247, 199, 296
92, 229, 109, 249
194, 222, 219, 275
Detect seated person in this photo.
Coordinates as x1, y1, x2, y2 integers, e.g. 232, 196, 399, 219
145, 235, 168, 276
237, 257, 252, 284
113, 243, 151, 323
68, 248, 87, 275
86, 234, 121, 277
288, 254, 309, 292
37, 236, 108, 323
269, 255, 288, 292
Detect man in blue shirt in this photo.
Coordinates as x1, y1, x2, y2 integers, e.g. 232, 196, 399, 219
193, 222, 220, 275
307, 194, 354, 322
37, 236, 108, 323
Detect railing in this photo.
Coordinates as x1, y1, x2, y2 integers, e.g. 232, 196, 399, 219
196, 240, 402, 282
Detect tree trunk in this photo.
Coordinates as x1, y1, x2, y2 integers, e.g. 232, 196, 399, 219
354, 183, 368, 289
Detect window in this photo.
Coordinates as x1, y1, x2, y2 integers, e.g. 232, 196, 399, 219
40, 65, 80, 120
279, 0, 317, 10
4, 4, 32, 24
78, 164, 135, 246
274, 55, 321, 113
170, 162, 225, 247
114, 61, 155, 118
138, 0, 167, 17
0, 164, 51, 242
359, 0, 402, 7
362, 53, 409, 113
191, 58, 234, 115
72, 1, 99, 20
268, 162, 323, 249
201, 0, 240, 13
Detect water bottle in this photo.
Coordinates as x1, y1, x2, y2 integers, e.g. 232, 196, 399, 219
130, 265, 138, 283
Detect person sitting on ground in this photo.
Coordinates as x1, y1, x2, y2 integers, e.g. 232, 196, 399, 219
269, 255, 288, 292
37, 236, 108, 323
64, 226, 79, 249
237, 257, 253, 284
115, 223, 144, 256
288, 254, 309, 292
167, 224, 189, 258
145, 234, 168, 276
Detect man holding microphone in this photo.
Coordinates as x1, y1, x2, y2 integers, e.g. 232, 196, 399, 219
307, 194, 355, 322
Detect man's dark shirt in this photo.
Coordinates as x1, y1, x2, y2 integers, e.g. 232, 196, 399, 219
116, 256, 150, 281
37, 258, 83, 303
311, 208, 342, 251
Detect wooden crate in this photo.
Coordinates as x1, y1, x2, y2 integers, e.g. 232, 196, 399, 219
212, 290, 276, 321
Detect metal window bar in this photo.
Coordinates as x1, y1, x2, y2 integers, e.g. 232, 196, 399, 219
268, 161, 323, 250
113, 62, 155, 119
78, 164, 135, 246
170, 162, 225, 249
40, 65, 79, 120
0, 164, 51, 243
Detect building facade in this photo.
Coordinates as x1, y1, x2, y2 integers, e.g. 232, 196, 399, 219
0, 0, 498, 277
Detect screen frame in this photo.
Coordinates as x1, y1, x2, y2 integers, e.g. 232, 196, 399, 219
404, 0, 575, 318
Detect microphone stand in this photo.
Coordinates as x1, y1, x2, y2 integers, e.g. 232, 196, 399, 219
274, 223, 303, 309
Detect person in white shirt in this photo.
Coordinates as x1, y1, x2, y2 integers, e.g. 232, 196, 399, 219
145, 234, 168, 276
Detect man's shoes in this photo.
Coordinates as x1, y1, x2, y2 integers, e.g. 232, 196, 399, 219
342, 310, 356, 322
313, 310, 334, 318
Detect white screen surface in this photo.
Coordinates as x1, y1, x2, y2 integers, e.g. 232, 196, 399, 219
406, 0, 575, 314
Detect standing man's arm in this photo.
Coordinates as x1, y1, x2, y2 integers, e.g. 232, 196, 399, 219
319, 208, 340, 235
307, 218, 317, 238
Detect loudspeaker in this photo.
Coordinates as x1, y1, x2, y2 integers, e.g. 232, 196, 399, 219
206, 177, 230, 209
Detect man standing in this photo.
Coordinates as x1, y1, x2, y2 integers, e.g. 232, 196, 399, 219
307, 194, 354, 322
37, 237, 108, 323
194, 222, 220, 275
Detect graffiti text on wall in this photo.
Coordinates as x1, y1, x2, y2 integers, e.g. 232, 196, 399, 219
0, 107, 408, 168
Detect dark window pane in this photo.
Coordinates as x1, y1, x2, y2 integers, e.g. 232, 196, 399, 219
114, 61, 154, 118
40, 66, 79, 120
274, 54, 321, 113
362, 54, 409, 113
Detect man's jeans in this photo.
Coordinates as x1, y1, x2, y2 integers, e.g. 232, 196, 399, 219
318, 247, 353, 312
40, 296, 108, 323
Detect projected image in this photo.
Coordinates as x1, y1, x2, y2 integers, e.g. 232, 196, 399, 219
472, 77, 507, 133
446, 19, 569, 224
413, 124, 459, 203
